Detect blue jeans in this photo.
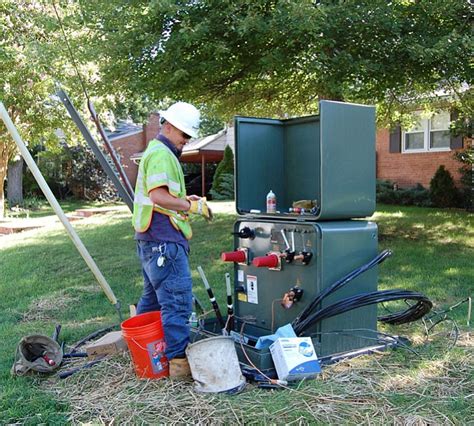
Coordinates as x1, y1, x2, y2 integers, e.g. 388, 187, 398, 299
136, 241, 193, 360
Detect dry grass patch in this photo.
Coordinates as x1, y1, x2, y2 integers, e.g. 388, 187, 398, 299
45, 332, 473, 425
20, 286, 101, 322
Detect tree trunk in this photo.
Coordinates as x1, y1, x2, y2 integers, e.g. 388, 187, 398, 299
0, 141, 9, 218
7, 156, 23, 206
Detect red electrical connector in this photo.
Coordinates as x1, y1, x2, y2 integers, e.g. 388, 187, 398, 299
252, 253, 280, 268
221, 249, 247, 263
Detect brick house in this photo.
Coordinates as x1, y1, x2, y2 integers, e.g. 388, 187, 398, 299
376, 110, 468, 189
107, 113, 232, 195
105, 113, 161, 188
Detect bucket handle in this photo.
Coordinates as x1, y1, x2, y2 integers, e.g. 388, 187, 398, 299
130, 337, 150, 351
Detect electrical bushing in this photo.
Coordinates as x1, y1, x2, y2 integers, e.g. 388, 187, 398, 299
252, 253, 280, 268
221, 249, 247, 263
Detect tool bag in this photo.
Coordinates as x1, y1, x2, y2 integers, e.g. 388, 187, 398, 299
11, 334, 63, 376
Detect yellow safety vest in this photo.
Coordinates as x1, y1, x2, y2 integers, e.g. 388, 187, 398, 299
132, 139, 192, 239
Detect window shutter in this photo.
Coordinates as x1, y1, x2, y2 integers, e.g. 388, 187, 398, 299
450, 110, 463, 149
389, 125, 401, 153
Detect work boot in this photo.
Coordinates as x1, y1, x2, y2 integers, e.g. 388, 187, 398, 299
169, 357, 192, 379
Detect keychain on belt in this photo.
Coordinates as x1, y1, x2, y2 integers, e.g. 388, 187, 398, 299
157, 243, 167, 267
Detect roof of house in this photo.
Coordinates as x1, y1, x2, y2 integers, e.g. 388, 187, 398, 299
104, 120, 142, 140
181, 127, 234, 156
130, 127, 234, 163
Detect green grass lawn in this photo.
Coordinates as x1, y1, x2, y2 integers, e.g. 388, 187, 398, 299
4, 198, 120, 219
0, 203, 472, 424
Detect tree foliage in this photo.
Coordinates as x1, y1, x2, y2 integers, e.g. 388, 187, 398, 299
79, 0, 472, 124
0, 1, 152, 215
0, 1, 108, 215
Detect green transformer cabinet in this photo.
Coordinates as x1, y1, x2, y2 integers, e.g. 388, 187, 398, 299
234, 100, 376, 220
230, 219, 378, 367
195, 101, 379, 369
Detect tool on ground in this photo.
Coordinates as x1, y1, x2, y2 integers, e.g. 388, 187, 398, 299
40, 353, 56, 366
0, 103, 122, 322
63, 352, 88, 359
52, 325, 62, 343
192, 293, 206, 314
225, 273, 234, 332
197, 266, 225, 329
58, 356, 105, 379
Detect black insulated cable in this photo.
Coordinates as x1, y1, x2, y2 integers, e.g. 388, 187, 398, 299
292, 249, 392, 330
294, 290, 432, 335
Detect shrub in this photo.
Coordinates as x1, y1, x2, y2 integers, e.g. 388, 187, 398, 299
25, 143, 120, 202
210, 173, 234, 200
210, 145, 234, 200
66, 145, 119, 202
429, 165, 460, 208
376, 180, 432, 207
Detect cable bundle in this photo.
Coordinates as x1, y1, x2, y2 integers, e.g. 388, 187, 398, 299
378, 294, 433, 325
292, 249, 392, 334
292, 249, 433, 336
294, 290, 432, 335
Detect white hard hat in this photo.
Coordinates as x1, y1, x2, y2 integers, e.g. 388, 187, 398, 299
160, 102, 200, 139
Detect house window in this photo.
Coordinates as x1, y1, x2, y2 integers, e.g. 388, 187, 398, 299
402, 111, 451, 153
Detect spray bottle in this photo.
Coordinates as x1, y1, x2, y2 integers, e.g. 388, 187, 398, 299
266, 190, 276, 213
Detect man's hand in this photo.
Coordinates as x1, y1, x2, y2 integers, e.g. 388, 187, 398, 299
188, 196, 213, 222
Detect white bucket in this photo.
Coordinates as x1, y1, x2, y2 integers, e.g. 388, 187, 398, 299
186, 336, 246, 394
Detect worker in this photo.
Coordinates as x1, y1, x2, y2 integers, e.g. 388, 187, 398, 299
132, 101, 212, 378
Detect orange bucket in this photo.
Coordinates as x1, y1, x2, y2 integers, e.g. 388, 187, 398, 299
121, 311, 168, 379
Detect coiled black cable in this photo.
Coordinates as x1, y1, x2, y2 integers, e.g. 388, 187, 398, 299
294, 290, 433, 335
291, 249, 433, 336
292, 249, 393, 331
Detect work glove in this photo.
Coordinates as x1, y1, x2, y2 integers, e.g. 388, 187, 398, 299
188, 197, 213, 222
292, 199, 318, 209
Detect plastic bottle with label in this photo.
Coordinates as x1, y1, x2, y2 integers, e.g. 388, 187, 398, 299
266, 190, 277, 213
189, 312, 198, 327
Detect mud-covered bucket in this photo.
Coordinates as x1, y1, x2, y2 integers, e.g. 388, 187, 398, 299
121, 311, 168, 379
186, 336, 246, 393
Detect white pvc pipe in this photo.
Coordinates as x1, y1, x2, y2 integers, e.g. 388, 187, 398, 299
0, 102, 118, 306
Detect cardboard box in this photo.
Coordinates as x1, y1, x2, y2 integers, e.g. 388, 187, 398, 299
270, 337, 321, 381
85, 331, 128, 359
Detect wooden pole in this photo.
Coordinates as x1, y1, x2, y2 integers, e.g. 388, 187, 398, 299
0, 102, 119, 308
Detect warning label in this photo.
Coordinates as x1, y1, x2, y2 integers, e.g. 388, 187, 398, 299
247, 275, 258, 304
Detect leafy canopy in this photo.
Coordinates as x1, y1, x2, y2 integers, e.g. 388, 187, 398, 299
79, 0, 472, 123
